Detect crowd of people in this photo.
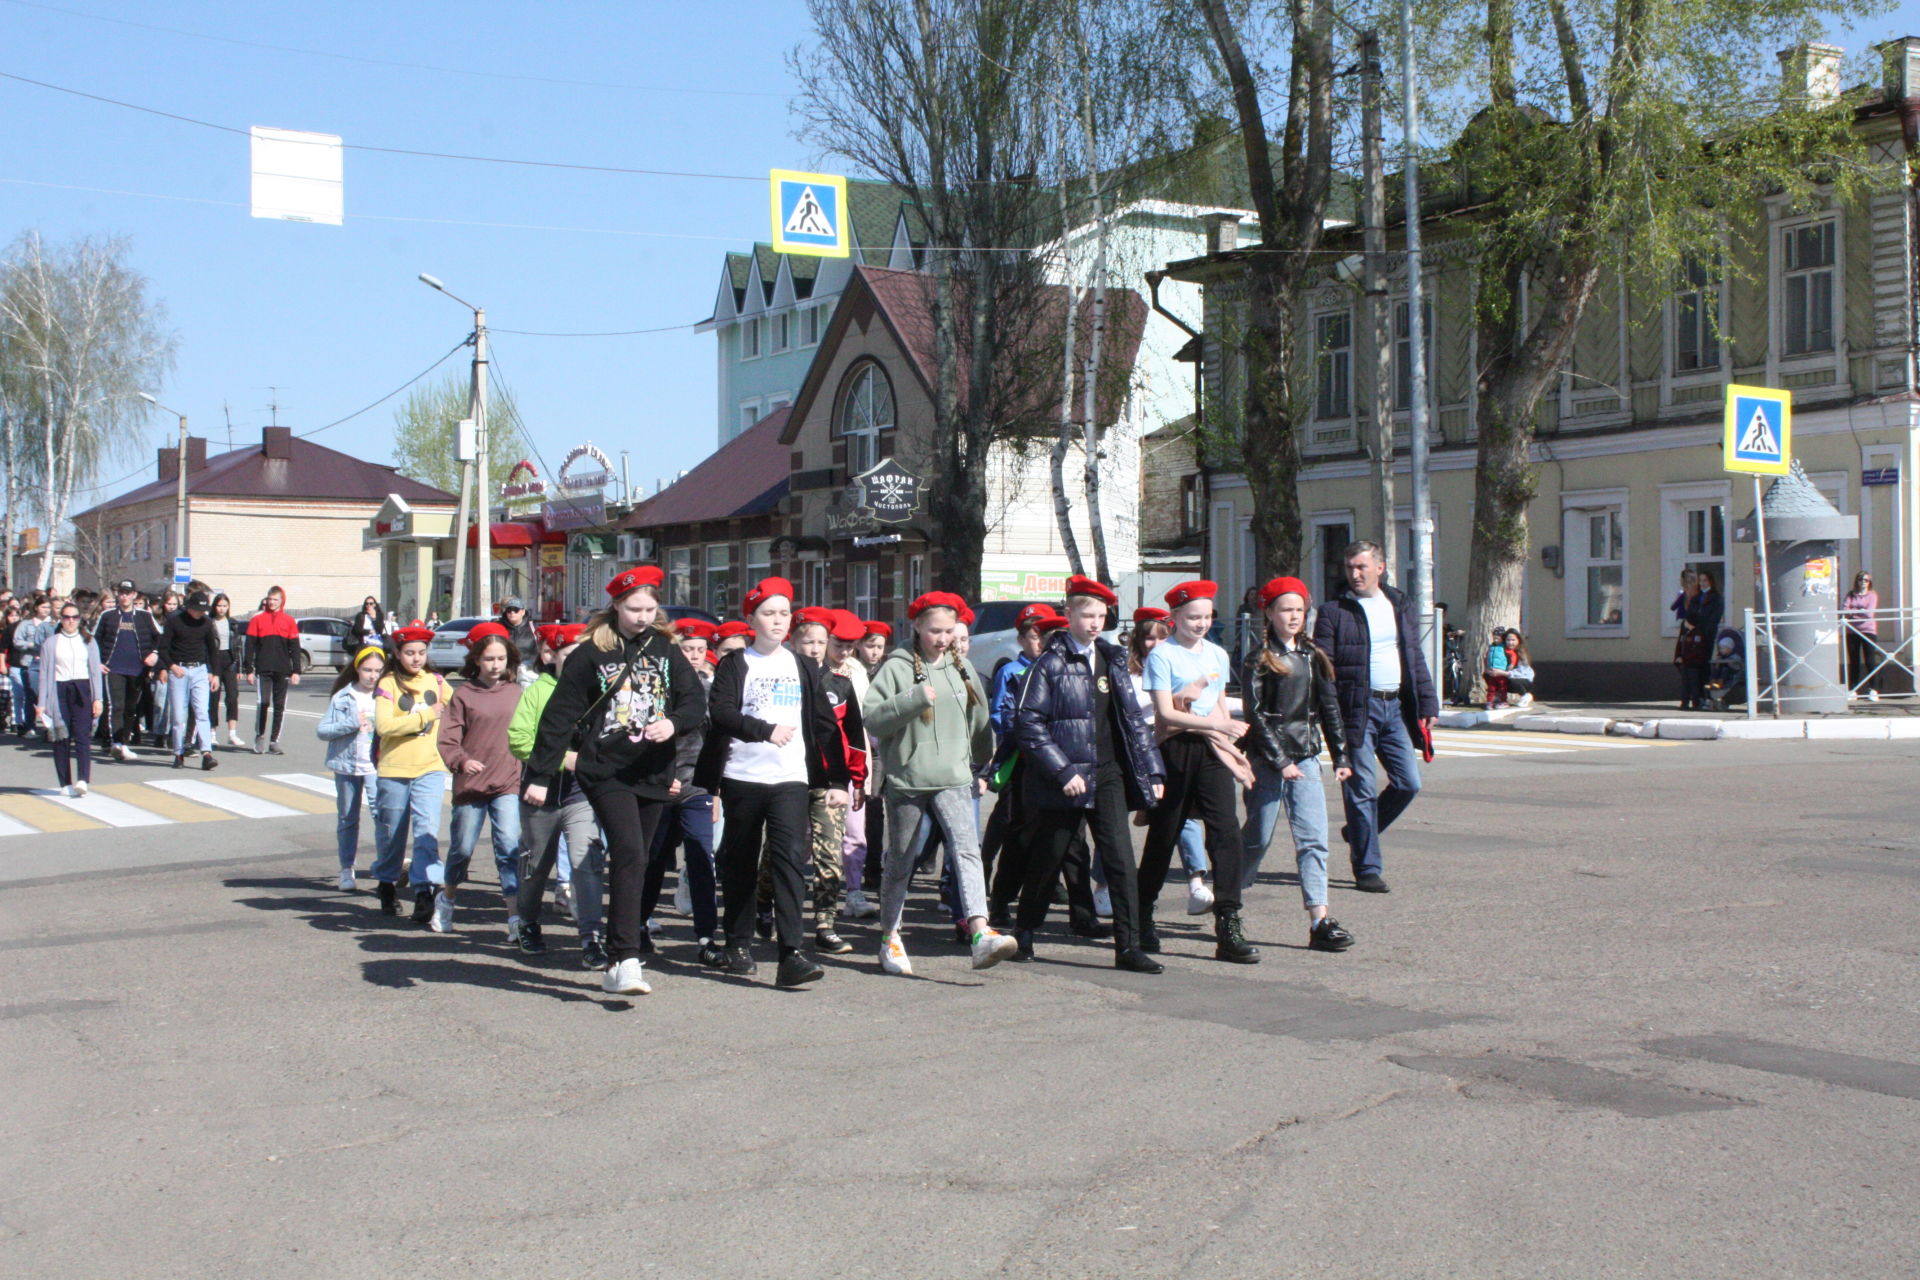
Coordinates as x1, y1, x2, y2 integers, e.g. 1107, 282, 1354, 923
308, 539, 1436, 997
0, 579, 308, 795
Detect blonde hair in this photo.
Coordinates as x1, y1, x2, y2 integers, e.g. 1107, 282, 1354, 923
910, 644, 982, 723
585, 590, 671, 652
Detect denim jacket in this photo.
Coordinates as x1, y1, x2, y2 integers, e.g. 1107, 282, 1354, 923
317, 685, 376, 776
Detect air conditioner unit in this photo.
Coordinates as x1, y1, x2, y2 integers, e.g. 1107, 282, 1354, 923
617, 534, 652, 561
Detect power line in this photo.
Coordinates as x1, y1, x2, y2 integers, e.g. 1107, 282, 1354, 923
492, 323, 696, 338
0, 0, 792, 99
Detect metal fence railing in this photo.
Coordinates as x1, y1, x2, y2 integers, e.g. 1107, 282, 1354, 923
1742, 606, 1917, 718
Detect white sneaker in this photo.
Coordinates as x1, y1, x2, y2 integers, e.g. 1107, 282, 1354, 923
1867, 689, 1881, 702
1516, 693, 1534, 708
226, 729, 243, 748
601, 957, 651, 995
969, 929, 1018, 970
63, 784, 79, 798
1186, 877, 1215, 915
645, 916, 663, 936
114, 744, 135, 762
553, 881, 575, 920
429, 891, 453, 934
1092, 885, 1113, 919
843, 888, 879, 919
673, 875, 693, 916
73, 781, 89, 798
880, 933, 913, 976
337, 867, 355, 892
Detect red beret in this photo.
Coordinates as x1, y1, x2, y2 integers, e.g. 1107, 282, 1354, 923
606, 565, 665, 599
908, 591, 968, 620
957, 603, 976, 627
1064, 575, 1118, 607
863, 620, 892, 639
716, 620, 754, 640
1035, 615, 1070, 633
553, 623, 587, 647
742, 576, 794, 616
463, 621, 511, 649
1164, 579, 1219, 610
706, 650, 719, 666
828, 609, 867, 642
1017, 602, 1060, 630
391, 624, 435, 646
1258, 576, 1313, 608
794, 606, 835, 629
674, 619, 717, 641
1131, 606, 1169, 625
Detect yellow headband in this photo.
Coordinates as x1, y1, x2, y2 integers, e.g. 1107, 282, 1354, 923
353, 645, 388, 668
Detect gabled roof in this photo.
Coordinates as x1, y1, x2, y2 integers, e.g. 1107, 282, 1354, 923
74, 431, 458, 520
621, 407, 791, 531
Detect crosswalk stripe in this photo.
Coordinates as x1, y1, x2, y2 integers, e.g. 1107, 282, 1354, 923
0, 792, 106, 832
94, 782, 230, 824
143, 779, 302, 819
263, 772, 341, 798
0, 809, 40, 838
206, 776, 337, 815
34, 788, 170, 828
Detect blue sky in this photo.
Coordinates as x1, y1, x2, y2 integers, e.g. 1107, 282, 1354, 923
5, 0, 1920, 514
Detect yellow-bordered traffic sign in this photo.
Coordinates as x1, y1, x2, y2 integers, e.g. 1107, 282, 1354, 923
1724, 384, 1792, 475
770, 169, 849, 258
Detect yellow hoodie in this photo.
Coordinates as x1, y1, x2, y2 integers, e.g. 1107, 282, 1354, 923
374, 668, 452, 779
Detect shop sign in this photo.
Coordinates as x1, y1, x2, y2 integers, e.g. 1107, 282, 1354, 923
544, 496, 605, 531
854, 458, 925, 525
979, 565, 1072, 603
539, 544, 566, 569
500, 459, 546, 510
557, 443, 616, 495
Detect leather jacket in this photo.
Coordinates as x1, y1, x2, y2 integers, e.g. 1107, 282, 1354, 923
1240, 641, 1347, 771
1011, 631, 1164, 811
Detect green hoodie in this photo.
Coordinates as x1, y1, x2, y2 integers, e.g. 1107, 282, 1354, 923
508, 671, 555, 761
861, 645, 991, 794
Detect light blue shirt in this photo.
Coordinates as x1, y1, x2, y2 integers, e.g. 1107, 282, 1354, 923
1142, 637, 1231, 717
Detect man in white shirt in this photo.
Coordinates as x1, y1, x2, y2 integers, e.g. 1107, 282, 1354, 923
1311, 541, 1439, 894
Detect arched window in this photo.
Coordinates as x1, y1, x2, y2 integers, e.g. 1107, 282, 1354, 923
837, 362, 893, 473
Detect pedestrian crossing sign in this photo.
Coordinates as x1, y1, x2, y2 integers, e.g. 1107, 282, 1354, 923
1724, 384, 1791, 475
770, 169, 849, 258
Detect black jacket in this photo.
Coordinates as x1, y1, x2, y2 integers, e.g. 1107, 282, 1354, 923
347, 608, 386, 653
526, 626, 707, 801
1311, 584, 1439, 750
160, 609, 218, 669
1011, 631, 1164, 812
1240, 640, 1347, 770
93, 608, 159, 674
693, 646, 849, 793
668, 672, 712, 800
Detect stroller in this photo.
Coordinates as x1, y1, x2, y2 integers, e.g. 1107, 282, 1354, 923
1703, 626, 1745, 711
1443, 626, 1472, 706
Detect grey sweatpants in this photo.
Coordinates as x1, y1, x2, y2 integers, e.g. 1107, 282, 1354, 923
880, 784, 986, 934
516, 795, 605, 937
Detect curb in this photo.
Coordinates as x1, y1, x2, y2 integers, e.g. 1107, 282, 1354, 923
1488, 710, 1920, 741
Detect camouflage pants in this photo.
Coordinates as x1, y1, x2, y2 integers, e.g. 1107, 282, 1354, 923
758, 788, 846, 925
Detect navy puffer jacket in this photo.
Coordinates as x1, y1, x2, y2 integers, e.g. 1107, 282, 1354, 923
1011, 631, 1164, 811
1311, 584, 1439, 750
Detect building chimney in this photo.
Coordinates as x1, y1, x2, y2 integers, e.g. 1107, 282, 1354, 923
1202, 211, 1241, 255
158, 446, 179, 483
1878, 36, 1920, 101
1779, 41, 1845, 108
262, 425, 293, 460
184, 436, 208, 473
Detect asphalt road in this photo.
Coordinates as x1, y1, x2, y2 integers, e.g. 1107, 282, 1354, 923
2, 689, 1917, 1279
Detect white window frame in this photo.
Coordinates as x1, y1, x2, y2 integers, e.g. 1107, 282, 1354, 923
850, 562, 878, 620
1561, 488, 1630, 637
907, 554, 924, 601
839, 362, 893, 475
1309, 510, 1356, 609
801, 304, 823, 347
1663, 253, 1729, 408
744, 538, 772, 584
738, 399, 763, 436
740, 316, 762, 360
667, 547, 694, 608
771, 311, 791, 353
806, 559, 829, 608
1769, 206, 1846, 387
1658, 480, 1730, 637
704, 543, 733, 616
1391, 297, 1435, 415
1312, 308, 1353, 423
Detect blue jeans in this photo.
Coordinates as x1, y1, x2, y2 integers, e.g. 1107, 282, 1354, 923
447, 793, 521, 900
334, 773, 374, 870
167, 664, 213, 755
8, 666, 33, 729
1240, 757, 1332, 908
371, 773, 447, 888
1178, 819, 1208, 876
1340, 698, 1423, 878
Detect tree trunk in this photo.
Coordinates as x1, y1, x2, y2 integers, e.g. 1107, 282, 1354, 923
1049, 87, 1086, 577
1080, 212, 1112, 584
2, 408, 16, 592
1240, 262, 1306, 578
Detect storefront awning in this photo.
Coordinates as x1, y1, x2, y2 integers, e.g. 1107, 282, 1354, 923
465, 522, 565, 549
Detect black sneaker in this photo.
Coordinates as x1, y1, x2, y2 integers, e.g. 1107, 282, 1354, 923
1354, 873, 1391, 893
411, 889, 435, 924
579, 932, 608, 969
1069, 919, 1114, 940
637, 929, 656, 955
755, 911, 774, 941
696, 939, 726, 968
377, 881, 397, 916
775, 951, 824, 987
171, 754, 185, 769
1214, 911, 1260, 964
987, 905, 1012, 930
1309, 917, 1354, 951
267, 742, 285, 756
1115, 947, 1164, 974
517, 920, 547, 955
814, 927, 853, 955
1139, 912, 1161, 954
724, 945, 757, 976
1012, 928, 1035, 962
200, 752, 217, 771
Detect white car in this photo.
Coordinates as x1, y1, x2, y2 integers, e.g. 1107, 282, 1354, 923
427, 617, 491, 672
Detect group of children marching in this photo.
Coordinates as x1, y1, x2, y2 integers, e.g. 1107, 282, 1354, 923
319, 563, 1358, 997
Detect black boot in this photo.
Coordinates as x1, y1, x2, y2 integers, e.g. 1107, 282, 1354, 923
1012, 928, 1035, 962
377, 881, 397, 916
1214, 911, 1260, 964
1138, 906, 1161, 954
411, 888, 435, 924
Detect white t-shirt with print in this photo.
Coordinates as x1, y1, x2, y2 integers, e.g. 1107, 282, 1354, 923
725, 645, 809, 784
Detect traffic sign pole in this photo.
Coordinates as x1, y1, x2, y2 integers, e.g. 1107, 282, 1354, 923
1753, 475, 1777, 717
1725, 384, 1791, 717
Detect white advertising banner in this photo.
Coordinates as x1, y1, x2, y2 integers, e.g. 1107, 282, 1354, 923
250, 126, 343, 225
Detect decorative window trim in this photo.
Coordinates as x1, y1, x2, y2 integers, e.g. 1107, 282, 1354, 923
1657, 479, 1731, 638
1767, 205, 1846, 389
1561, 487, 1630, 638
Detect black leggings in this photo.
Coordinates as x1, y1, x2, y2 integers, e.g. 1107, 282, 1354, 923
253, 672, 290, 740
585, 787, 666, 964
1139, 733, 1244, 917
717, 778, 810, 952
219, 666, 240, 724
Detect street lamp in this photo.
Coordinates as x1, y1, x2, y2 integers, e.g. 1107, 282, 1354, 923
137, 391, 191, 567
419, 273, 491, 617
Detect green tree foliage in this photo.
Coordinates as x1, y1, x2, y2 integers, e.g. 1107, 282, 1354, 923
390, 369, 528, 499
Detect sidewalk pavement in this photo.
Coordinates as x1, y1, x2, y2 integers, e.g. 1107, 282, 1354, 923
1440, 698, 1920, 741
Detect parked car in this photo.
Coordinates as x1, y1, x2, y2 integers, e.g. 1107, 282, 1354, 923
294, 616, 352, 672
427, 617, 491, 672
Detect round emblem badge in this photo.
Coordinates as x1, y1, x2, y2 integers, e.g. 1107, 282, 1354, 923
1096, 675, 1110, 693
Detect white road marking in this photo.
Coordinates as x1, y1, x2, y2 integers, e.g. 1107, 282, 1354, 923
263, 772, 339, 797
0, 811, 41, 838
143, 779, 301, 819
34, 788, 170, 828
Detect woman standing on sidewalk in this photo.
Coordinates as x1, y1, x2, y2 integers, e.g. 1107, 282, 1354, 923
525, 566, 707, 997
1842, 571, 1881, 698
37, 601, 104, 797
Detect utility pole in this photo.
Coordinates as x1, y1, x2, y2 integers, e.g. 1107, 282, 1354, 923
1359, 29, 1397, 586
174, 408, 190, 562
1401, 0, 1435, 649
473, 307, 491, 617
